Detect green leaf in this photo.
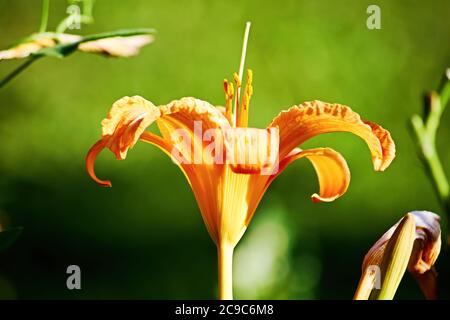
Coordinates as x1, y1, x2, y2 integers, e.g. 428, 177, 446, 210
0, 227, 23, 252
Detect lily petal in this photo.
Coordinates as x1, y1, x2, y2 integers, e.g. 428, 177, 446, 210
157, 98, 231, 135
86, 140, 111, 187
155, 98, 235, 244
216, 106, 233, 124
86, 95, 164, 187
269, 100, 396, 171
101, 95, 161, 159
245, 147, 350, 225
224, 127, 279, 175
156, 97, 231, 164
278, 147, 350, 203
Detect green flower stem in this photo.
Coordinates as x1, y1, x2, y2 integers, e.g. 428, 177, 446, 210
410, 69, 450, 238
39, 0, 50, 33
0, 56, 41, 89
83, 0, 95, 20
56, 0, 95, 33
56, 15, 93, 34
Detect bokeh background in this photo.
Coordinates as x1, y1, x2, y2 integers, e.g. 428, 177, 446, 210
0, 0, 449, 299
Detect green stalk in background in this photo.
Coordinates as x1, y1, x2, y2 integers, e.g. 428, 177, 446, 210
39, 0, 50, 33
56, 0, 95, 33
410, 69, 450, 242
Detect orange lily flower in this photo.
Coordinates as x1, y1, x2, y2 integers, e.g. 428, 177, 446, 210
86, 70, 395, 299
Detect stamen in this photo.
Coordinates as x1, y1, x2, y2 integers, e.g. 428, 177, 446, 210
223, 79, 234, 122
226, 21, 251, 127
224, 79, 230, 116
237, 69, 253, 127
233, 72, 241, 126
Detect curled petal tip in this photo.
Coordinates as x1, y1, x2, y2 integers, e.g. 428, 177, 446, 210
364, 121, 396, 171
86, 140, 112, 187
101, 96, 159, 160
311, 194, 322, 203
311, 193, 339, 203
373, 157, 383, 171
99, 180, 113, 188
274, 147, 349, 203
373, 155, 393, 172
270, 102, 396, 173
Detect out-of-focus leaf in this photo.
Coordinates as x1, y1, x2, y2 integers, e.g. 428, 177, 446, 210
0, 28, 156, 60
34, 28, 156, 58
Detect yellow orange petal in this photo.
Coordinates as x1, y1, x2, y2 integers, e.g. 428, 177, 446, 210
362, 120, 396, 171
85, 139, 111, 187
101, 95, 161, 159
224, 127, 279, 175
245, 147, 349, 225
269, 100, 396, 171
86, 96, 162, 187
216, 106, 233, 124
140, 131, 193, 187
140, 131, 222, 245
157, 98, 231, 133
156, 98, 231, 164
277, 147, 350, 202
155, 98, 232, 244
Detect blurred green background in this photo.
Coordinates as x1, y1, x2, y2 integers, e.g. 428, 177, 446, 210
0, 0, 449, 299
